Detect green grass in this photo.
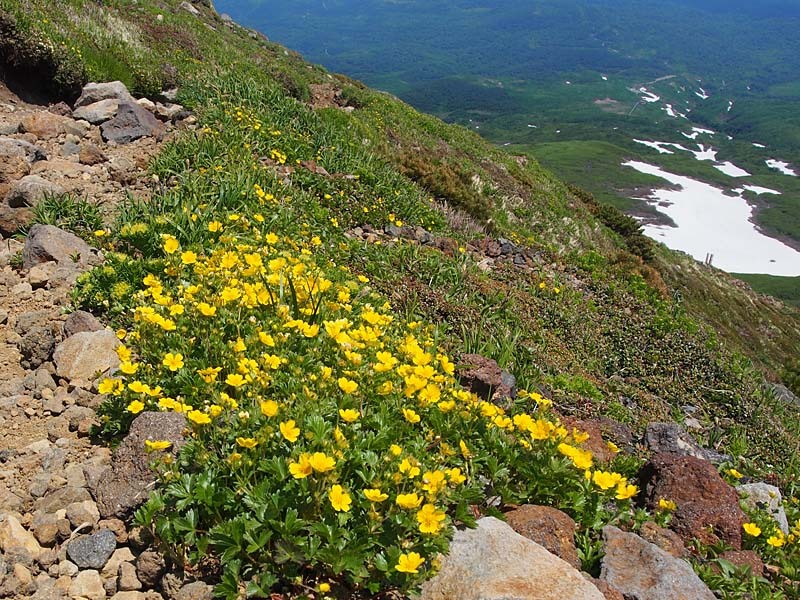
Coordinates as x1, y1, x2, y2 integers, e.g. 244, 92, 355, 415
734, 274, 800, 307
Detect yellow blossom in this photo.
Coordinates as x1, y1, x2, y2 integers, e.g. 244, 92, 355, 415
615, 482, 638, 501
592, 470, 623, 490
416, 504, 446, 534
197, 302, 217, 317
144, 440, 172, 452
260, 400, 279, 417
767, 533, 785, 548
163, 236, 179, 254
280, 420, 300, 443
225, 373, 246, 387
162, 352, 184, 372
127, 400, 145, 414
289, 454, 313, 479
403, 408, 421, 424
197, 367, 222, 383
328, 485, 352, 512
339, 408, 360, 423
743, 522, 762, 537
395, 552, 424, 574
658, 498, 677, 511
309, 452, 336, 473
119, 361, 138, 375
396, 493, 423, 509
186, 410, 211, 425
364, 488, 389, 503
180, 250, 197, 265
337, 377, 358, 394
236, 437, 258, 449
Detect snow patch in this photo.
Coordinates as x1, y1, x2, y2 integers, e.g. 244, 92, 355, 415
752, 143, 766, 148
739, 185, 781, 195
714, 161, 751, 177
622, 160, 800, 275
601, 75, 608, 81
695, 87, 710, 100
638, 87, 660, 103
766, 159, 798, 176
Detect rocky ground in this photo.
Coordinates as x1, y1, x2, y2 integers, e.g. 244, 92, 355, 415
0, 78, 795, 600
0, 81, 212, 600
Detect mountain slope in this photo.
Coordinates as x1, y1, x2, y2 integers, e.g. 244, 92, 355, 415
1, 0, 799, 597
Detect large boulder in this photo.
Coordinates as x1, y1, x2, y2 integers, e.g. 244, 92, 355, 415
601, 526, 716, 600
18, 112, 70, 139
639, 453, 746, 549
22, 224, 94, 269
74, 81, 135, 108
457, 353, 516, 405
53, 329, 120, 381
420, 517, 604, 600
93, 412, 188, 518
5, 175, 65, 208
101, 102, 164, 144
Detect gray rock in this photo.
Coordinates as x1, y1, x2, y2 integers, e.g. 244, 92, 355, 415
75, 81, 135, 108
69, 569, 105, 600
0, 137, 47, 162
22, 224, 94, 270
63, 119, 90, 138
72, 99, 120, 124
65, 500, 101, 528
738, 482, 789, 534
5, 175, 65, 208
771, 383, 800, 406
101, 102, 164, 144
18, 326, 55, 368
94, 412, 187, 518
35, 485, 93, 514
53, 329, 120, 381
645, 422, 729, 464
420, 517, 604, 600
180, 1, 200, 15
118, 561, 142, 591
63, 311, 104, 338
601, 525, 715, 600
66, 529, 117, 569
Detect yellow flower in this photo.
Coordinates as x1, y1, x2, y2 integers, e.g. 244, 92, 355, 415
98, 378, 120, 395
337, 377, 358, 394
743, 522, 762, 537
163, 236, 180, 254
395, 552, 424, 574
399, 458, 421, 479
364, 488, 389, 503
197, 302, 217, 317
162, 352, 184, 372
390, 444, 403, 456
225, 373, 246, 387
318, 583, 331, 593
236, 437, 258, 449
309, 452, 336, 473
260, 400, 279, 417
144, 440, 172, 452
289, 454, 313, 479
127, 400, 145, 414
767, 533, 785, 548
119, 361, 138, 375
328, 485, 352, 512
207, 221, 223, 232
187, 410, 211, 425
197, 367, 222, 383
459, 440, 472, 458
615, 483, 638, 501
416, 504, 446, 534
592, 470, 623, 491
658, 498, 677, 512
180, 250, 197, 265
280, 420, 300, 443
208, 405, 223, 418
727, 468, 743, 479
338, 408, 359, 423
396, 493, 423, 509
447, 468, 466, 485
422, 470, 446, 496
606, 440, 620, 454
403, 408, 421, 424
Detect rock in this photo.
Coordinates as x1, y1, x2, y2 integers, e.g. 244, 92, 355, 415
64, 119, 91, 138
645, 422, 729, 463
505, 505, 581, 569
35, 486, 93, 514
718, 550, 764, 577
18, 325, 56, 368
31, 512, 61, 547
101, 102, 164, 144
72, 99, 120, 124
562, 418, 617, 464
738, 482, 789, 534
0, 136, 47, 161
65, 500, 101, 528
601, 526, 714, 600
19, 112, 68, 139
175, 582, 213, 600
457, 353, 516, 405
0, 204, 34, 236
0, 120, 19, 134
639, 453, 746, 549
67, 528, 117, 569
69, 569, 106, 600
53, 329, 120, 381
420, 517, 604, 600
154, 103, 185, 122
111, 593, 148, 600
135, 551, 165, 588
97, 519, 128, 544
5, 175, 65, 208
94, 412, 187, 518
79, 143, 109, 166
180, 1, 201, 16
28, 262, 58, 288
75, 81, 135, 108
638, 521, 686, 558
22, 224, 94, 269
101, 547, 136, 578
63, 311, 104, 338
0, 513, 42, 559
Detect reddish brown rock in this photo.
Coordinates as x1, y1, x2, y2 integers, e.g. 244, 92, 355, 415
639, 453, 746, 549
457, 353, 516, 405
79, 143, 108, 166
19, 112, 69, 139
505, 504, 580, 569
639, 521, 687, 558
590, 579, 625, 600
0, 205, 33, 237
718, 550, 765, 577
